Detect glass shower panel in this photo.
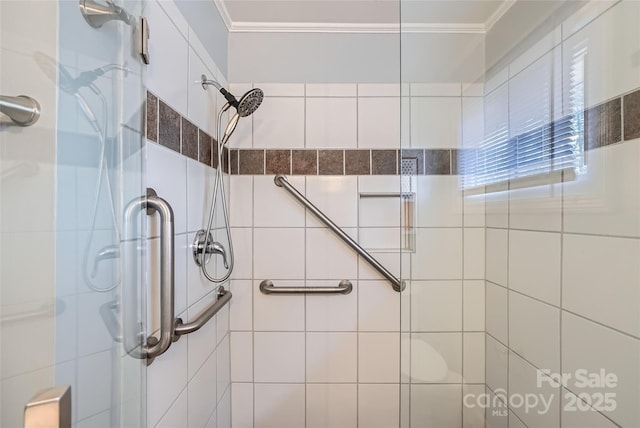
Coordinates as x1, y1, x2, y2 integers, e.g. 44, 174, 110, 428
400, 1, 640, 427
1, 0, 146, 426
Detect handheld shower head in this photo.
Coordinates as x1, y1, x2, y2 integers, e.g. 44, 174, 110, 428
237, 88, 263, 117
200, 74, 263, 118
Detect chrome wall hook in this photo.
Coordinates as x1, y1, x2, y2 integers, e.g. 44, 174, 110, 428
0, 95, 40, 127
79, 0, 135, 28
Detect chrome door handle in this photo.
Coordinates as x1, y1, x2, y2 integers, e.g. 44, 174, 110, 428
0, 95, 41, 126
24, 385, 71, 428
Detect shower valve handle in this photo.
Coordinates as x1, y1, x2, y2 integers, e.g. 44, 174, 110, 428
192, 230, 228, 269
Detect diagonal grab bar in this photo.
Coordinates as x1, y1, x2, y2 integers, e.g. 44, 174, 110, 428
274, 175, 405, 292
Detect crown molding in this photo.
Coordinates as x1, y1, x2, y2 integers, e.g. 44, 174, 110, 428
229, 21, 486, 34
484, 0, 517, 32
213, 0, 232, 31
216, 0, 516, 34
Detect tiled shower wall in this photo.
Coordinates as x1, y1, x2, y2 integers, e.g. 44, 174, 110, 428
225, 82, 487, 428
483, 2, 640, 427
143, 1, 232, 427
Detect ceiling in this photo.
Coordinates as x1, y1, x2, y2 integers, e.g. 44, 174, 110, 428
217, 0, 515, 33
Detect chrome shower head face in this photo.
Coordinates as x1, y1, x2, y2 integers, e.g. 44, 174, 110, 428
237, 88, 264, 117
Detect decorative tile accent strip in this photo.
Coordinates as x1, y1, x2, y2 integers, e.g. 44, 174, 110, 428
148, 91, 216, 168
623, 89, 640, 140
585, 98, 622, 150
146, 92, 158, 142
181, 117, 198, 161
158, 100, 181, 152
345, 150, 370, 175
145, 88, 640, 176
266, 150, 291, 174
292, 150, 317, 175
318, 150, 344, 175
239, 149, 265, 175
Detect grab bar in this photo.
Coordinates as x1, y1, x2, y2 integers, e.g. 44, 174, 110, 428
0, 95, 40, 126
274, 175, 406, 292
260, 280, 353, 295
174, 288, 232, 336
123, 188, 174, 365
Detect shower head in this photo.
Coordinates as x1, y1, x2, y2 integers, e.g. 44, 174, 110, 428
200, 74, 263, 117
237, 88, 263, 117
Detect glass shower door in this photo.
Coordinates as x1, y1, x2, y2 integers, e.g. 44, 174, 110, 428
1, 0, 146, 426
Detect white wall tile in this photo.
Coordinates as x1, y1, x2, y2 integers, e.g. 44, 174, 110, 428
254, 332, 305, 383
358, 175, 401, 193
410, 83, 462, 97
358, 97, 400, 149
410, 333, 462, 383
359, 197, 401, 228
486, 228, 508, 287
254, 279, 304, 331
358, 384, 400, 428
306, 176, 358, 228
562, 1, 640, 109
188, 350, 217, 428
155, 388, 187, 428
146, 1, 188, 112
463, 384, 486, 428
462, 97, 485, 149
464, 333, 485, 384
253, 175, 306, 227
306, 83, 357, 97
464, 228, 485, 279
231, 383, 254, 428
186, 245, 219, 307
508, 352, 561, 428
174, 234, 189, 316
230, 280, 253, 331
187, 292, 218, 380
254, 384, 306, 428
253, 97, 305, 148
410, 97, 461, 149
464, 191, 486, 227
463, 280, 485, 331
561, 388, 620, 428
563, 234, 640, 337
563, 312, 640, 428
485, 334, 508, 393
563, 143, 640, 238
306, 227, 358, 280
77, 351, 111, 421
257, 83, 305, 97
217, 386, 231, 428
358, 83, 402, 97
509, 292, 560, 372
306, 98, 357, 148
509, 230, 561, 305
216, 334, 231, 403
147, 143, 187, 235
486, 283, 508, 344
411, 228, 463, 280
230, 176, 253, 228
485, 186, 509, 229
509, 183, 562, 232
306, 332, 358, 382
254, 228, 304, 279
231, 332, 253, 382
147, 337, 188, 427
415, 176, 463, 227
410, 385, 462, 428
230, 227, 253, 280
562, 0, 618, 40
306, 280, 358, 331
187, 47, 217, 136
306, 384, 357, 428
358, 333, 400, 383
411, 281, 463, 332
359, 280, 400, 332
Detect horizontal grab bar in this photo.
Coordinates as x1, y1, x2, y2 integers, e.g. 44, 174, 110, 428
274, 175, 405, 292
260, 280, 353, 295
174, 288, 232, 336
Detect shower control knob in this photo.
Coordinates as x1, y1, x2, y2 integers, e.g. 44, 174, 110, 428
192, 229, 228, 268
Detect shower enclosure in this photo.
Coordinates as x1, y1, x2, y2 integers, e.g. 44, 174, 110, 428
1, 0, 639, 427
